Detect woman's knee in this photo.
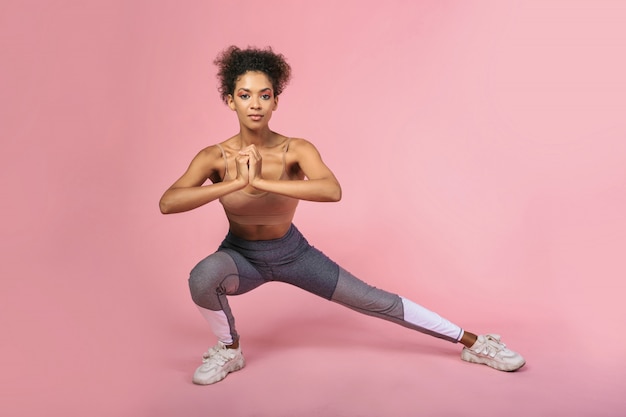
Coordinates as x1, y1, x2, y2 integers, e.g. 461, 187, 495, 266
188, 252, 238, 307
188, 273, 211, 307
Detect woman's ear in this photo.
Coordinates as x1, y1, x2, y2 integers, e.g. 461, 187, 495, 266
227, 94, 236, 110
273, 95, 279, 111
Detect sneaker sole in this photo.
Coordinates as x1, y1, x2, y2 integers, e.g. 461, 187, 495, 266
461, 349, 526, 372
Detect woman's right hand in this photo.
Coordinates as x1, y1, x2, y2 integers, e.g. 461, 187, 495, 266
235, 152, 250, 185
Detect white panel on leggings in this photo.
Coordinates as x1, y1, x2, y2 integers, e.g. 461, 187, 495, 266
400, 297, 462, 340
196, 306, 233, 345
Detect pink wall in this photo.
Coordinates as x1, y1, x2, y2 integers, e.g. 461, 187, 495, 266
2, 1, 626, 416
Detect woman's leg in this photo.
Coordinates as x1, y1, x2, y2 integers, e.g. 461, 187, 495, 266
330, 267, 464, 342
269, 228, 525, 370
268, 236, 465, 343
279, 252, 524, 371
188, 250, 264, 345
188, 249, 268, 385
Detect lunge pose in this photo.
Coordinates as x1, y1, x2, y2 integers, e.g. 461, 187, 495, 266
159, 46, 525, 385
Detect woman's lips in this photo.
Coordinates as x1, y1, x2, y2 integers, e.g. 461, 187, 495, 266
249, 114, 263, 121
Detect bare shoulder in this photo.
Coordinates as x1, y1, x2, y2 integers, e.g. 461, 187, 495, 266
287, 137, 322, 156
174, 140, 230, 187
195, 135, 239, 165
196, 143, 221, 159
192, 143, 223, 172
284, 137, 337, 181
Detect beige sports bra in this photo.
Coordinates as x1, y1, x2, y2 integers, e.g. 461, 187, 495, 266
217, 139, 299, 225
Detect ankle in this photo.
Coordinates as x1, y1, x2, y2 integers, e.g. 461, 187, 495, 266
460, 331, 478, 348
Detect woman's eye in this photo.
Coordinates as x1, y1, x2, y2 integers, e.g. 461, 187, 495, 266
239, 94, 250, 100
261, 94, 271, 100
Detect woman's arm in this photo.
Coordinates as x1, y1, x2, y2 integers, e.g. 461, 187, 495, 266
246, 138, 342, 202
159, 146, 246, 214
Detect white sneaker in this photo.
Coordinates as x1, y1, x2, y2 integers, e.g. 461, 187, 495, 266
461, 334, 525, 371
192, 341, 245, 385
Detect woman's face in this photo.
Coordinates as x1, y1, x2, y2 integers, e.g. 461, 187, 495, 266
228, 71, 278, 130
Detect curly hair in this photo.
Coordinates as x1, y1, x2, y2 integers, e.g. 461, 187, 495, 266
213, 45, 292, 104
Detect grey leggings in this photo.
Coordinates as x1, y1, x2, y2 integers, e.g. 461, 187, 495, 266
188, 224, 461, 344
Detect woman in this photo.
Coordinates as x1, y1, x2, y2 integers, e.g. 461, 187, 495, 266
159, 46, 525, 385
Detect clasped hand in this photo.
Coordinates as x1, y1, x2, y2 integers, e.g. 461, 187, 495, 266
235, 144, 263, 187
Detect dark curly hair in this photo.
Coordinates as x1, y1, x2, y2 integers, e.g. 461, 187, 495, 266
214, 45, 292, 104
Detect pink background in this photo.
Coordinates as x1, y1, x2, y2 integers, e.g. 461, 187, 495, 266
2, 1, 626, 416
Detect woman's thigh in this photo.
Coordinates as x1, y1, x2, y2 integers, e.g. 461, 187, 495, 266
188, 249, 265, 309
